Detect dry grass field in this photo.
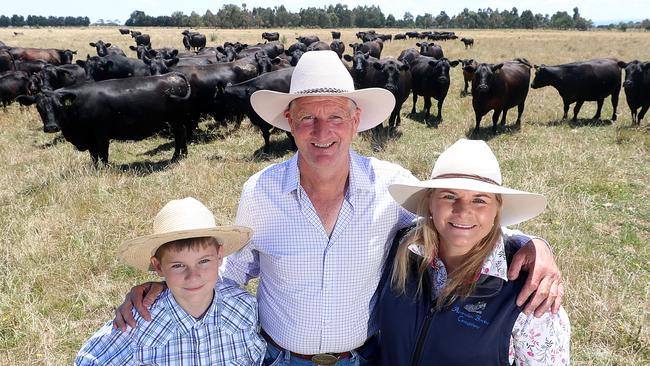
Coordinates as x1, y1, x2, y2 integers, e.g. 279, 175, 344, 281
0, 27, 649, 365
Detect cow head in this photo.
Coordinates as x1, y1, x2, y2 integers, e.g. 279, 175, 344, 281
531, 64, 555, 89
143, 55, 178, 75
330, 41, 345, 58
344, 52, 372, 83
372, 59, 409, 94
284, 49, 304, 66
90, 41, 111, 57
59, 49, 77, 64
253, 51, 273, 74
16, 90, 76, 133
618, 60, 650, 90
428, 58, 458, 85
472, 63, 504, 93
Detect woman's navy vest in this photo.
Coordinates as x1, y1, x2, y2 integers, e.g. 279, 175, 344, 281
378, 230, 526, 366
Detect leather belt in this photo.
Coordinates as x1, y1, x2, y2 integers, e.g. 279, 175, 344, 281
261, 329, 360, 365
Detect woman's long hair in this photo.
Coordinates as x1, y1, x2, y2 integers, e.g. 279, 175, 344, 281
390, 188, 503, 309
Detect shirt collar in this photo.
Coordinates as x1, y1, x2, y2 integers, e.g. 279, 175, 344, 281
281, 150, 373, 196
161, 287, 221, 335
408, 235, 509, 281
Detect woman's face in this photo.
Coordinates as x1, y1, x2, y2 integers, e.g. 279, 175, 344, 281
429, 188, 499, 256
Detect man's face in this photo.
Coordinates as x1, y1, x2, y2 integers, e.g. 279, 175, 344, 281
150, 244, 223, 316
285, 96, 361, 171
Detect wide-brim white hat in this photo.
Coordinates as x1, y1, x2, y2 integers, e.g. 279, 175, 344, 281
389, 139, 547, 226
118, 197, 252, 271
250, 50, 395, 132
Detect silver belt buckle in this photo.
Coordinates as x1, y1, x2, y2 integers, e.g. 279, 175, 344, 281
311, 353, 339, 365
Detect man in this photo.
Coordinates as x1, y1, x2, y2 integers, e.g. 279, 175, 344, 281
115, 51, 563, 366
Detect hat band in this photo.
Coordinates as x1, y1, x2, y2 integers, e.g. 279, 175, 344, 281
431, 173, 501, 186
294, 87, 350, 94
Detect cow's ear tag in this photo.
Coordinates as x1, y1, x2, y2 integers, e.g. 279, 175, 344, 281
64, 99, 73, 107
495, 69, 502, 74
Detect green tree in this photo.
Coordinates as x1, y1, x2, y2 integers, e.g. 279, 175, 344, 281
435, 11, 450, 27
385, 14, 396, 27
550, 11, 573, 29
11, 14, 25, 27
520, 10, 535, 29
401, 12, 414, 28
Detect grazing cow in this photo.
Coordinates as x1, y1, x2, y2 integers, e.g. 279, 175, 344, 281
181, 31, 206, 51
331, 31, 341, 40
531, 58, 621, 121
33, 64, 86, 91
262, 32, 280, 42
460, 37, 474, 49
16, 72, 192, 165
370, 58, 412, 129
459, 58, 479, 94
296, 36, 319, 46
0, 71, 32, 107
330, 40, 345, 58
471, 59, 532, 134
132, 33, 151, 47
349, 41, 381, 59
416, 42, 443, 59
618, 60, 650, 125
0, 49, 14, 72
214, 68, 296, 153
7, 47, 76, 65
409, 56, 459, 122
394, 34, 407, 40
130, 30, 142, 37
397, 48, 420, 65
89, 40, 126, 57
77, 54, 151, 81
306, 41, 331, 52
119, 28, 130, 35
405, 31, 420, 39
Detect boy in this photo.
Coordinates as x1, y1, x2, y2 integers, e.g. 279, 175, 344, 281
75, 197, 265, 365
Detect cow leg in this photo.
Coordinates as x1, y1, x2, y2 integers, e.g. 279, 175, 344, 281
573, 100, 584, 121
424, 97, 432, 121
261, 125, 271, 154
463, 80, 469, 95
171, 122, 188, 161
562, 100, 570, 119
388, 109, 397, 129
411, 93, 418, 114
593, 99, 604, 120
638, 105, 649, 125
515, 102, 525, 128
611, 87, 620, 121
500, 108, 508, 126
436, 99, 443, 121
492, 110, 501, 134
473, 112, 482, 135
630, 108, 638, 124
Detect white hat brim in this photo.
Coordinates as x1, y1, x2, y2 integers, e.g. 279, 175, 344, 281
389, 178, 547, 227
118, 226, 252, 272
250, 87, 396, 132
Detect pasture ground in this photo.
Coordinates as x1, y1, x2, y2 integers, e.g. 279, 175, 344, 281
0, 27, 648, 365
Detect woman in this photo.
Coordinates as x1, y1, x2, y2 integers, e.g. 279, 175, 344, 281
378, 139, 570, 366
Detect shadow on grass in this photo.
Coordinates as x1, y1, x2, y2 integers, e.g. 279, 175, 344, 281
407, 111, 442, 128
542, 118, 614, 128
115, 158, 175, 175
37, 134, 66, 149
465, 123, 521, 141
248, 136, 296, 162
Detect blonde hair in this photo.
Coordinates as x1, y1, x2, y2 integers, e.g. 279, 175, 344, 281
390, 188, 503, 309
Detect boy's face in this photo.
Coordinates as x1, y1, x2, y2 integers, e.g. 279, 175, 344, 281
150, 243, 223, 316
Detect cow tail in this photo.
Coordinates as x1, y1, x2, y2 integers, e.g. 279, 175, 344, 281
166, 72, 192, 100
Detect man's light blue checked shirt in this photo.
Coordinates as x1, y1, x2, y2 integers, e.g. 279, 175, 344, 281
75, 283, 266, 366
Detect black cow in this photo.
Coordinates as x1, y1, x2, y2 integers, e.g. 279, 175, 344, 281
618, 60, 650, 125
32, 64, 86, 91
13, 59, 49, 74
370, 58, 412, 129
16, 72, 192, 165
405, 31, 420, 39
0, 71, 32, 107
296, 36, 319, 46
416, 42, 443, 59
130, 30, 142, 37
409, 56, 459, 122
0, 49, 14, 72
460, 38, 474, 49
394, 34, 407, 40
90, 40, 126, 57
181, 31, 206, 51
331, 31, 341, 40
343, 52, 379, 89
214, 68, 296, 153
531, 58, 621, 121
330, 40, 345, 58
253, 42, 285, 59
306, 42, 331, 52
349, 41, 381, 59
282, 43, 307, 66
132, 33, 151, 47
119, 28, 130, 35
459, 58, 479, 94
472, 59, 532, 134
262, 32, 280, 42
77, 54, 150, 81
397, 48, 420, 65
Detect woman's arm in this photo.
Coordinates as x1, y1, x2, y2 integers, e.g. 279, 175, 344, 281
510, 306, 571, 365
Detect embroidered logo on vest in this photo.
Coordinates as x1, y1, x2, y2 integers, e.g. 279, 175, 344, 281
464, 301, 486, 315
452, 303, 491, 330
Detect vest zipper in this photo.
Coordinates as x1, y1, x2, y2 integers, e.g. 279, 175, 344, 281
410, 303, 436, 366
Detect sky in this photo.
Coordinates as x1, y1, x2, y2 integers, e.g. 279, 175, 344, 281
2, 0, 647, 25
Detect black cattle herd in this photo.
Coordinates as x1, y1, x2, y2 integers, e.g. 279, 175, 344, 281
0, 28, 648, 165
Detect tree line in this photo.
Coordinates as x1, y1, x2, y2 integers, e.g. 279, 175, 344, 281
1, 4, 648, 31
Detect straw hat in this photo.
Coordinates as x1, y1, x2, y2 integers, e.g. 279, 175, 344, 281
389, 139, 547, 226
118, 197, 252, 271
250, 50, 395, 132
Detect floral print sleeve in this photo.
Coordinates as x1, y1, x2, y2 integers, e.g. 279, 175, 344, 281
509, 307, 571, 365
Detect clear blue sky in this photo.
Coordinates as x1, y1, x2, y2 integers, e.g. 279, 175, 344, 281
2, 0, 647, 24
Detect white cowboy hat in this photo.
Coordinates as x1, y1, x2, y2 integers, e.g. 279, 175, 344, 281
389, 139, 547, 226
118, 197, 252, 271
250, 50, 396, 132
